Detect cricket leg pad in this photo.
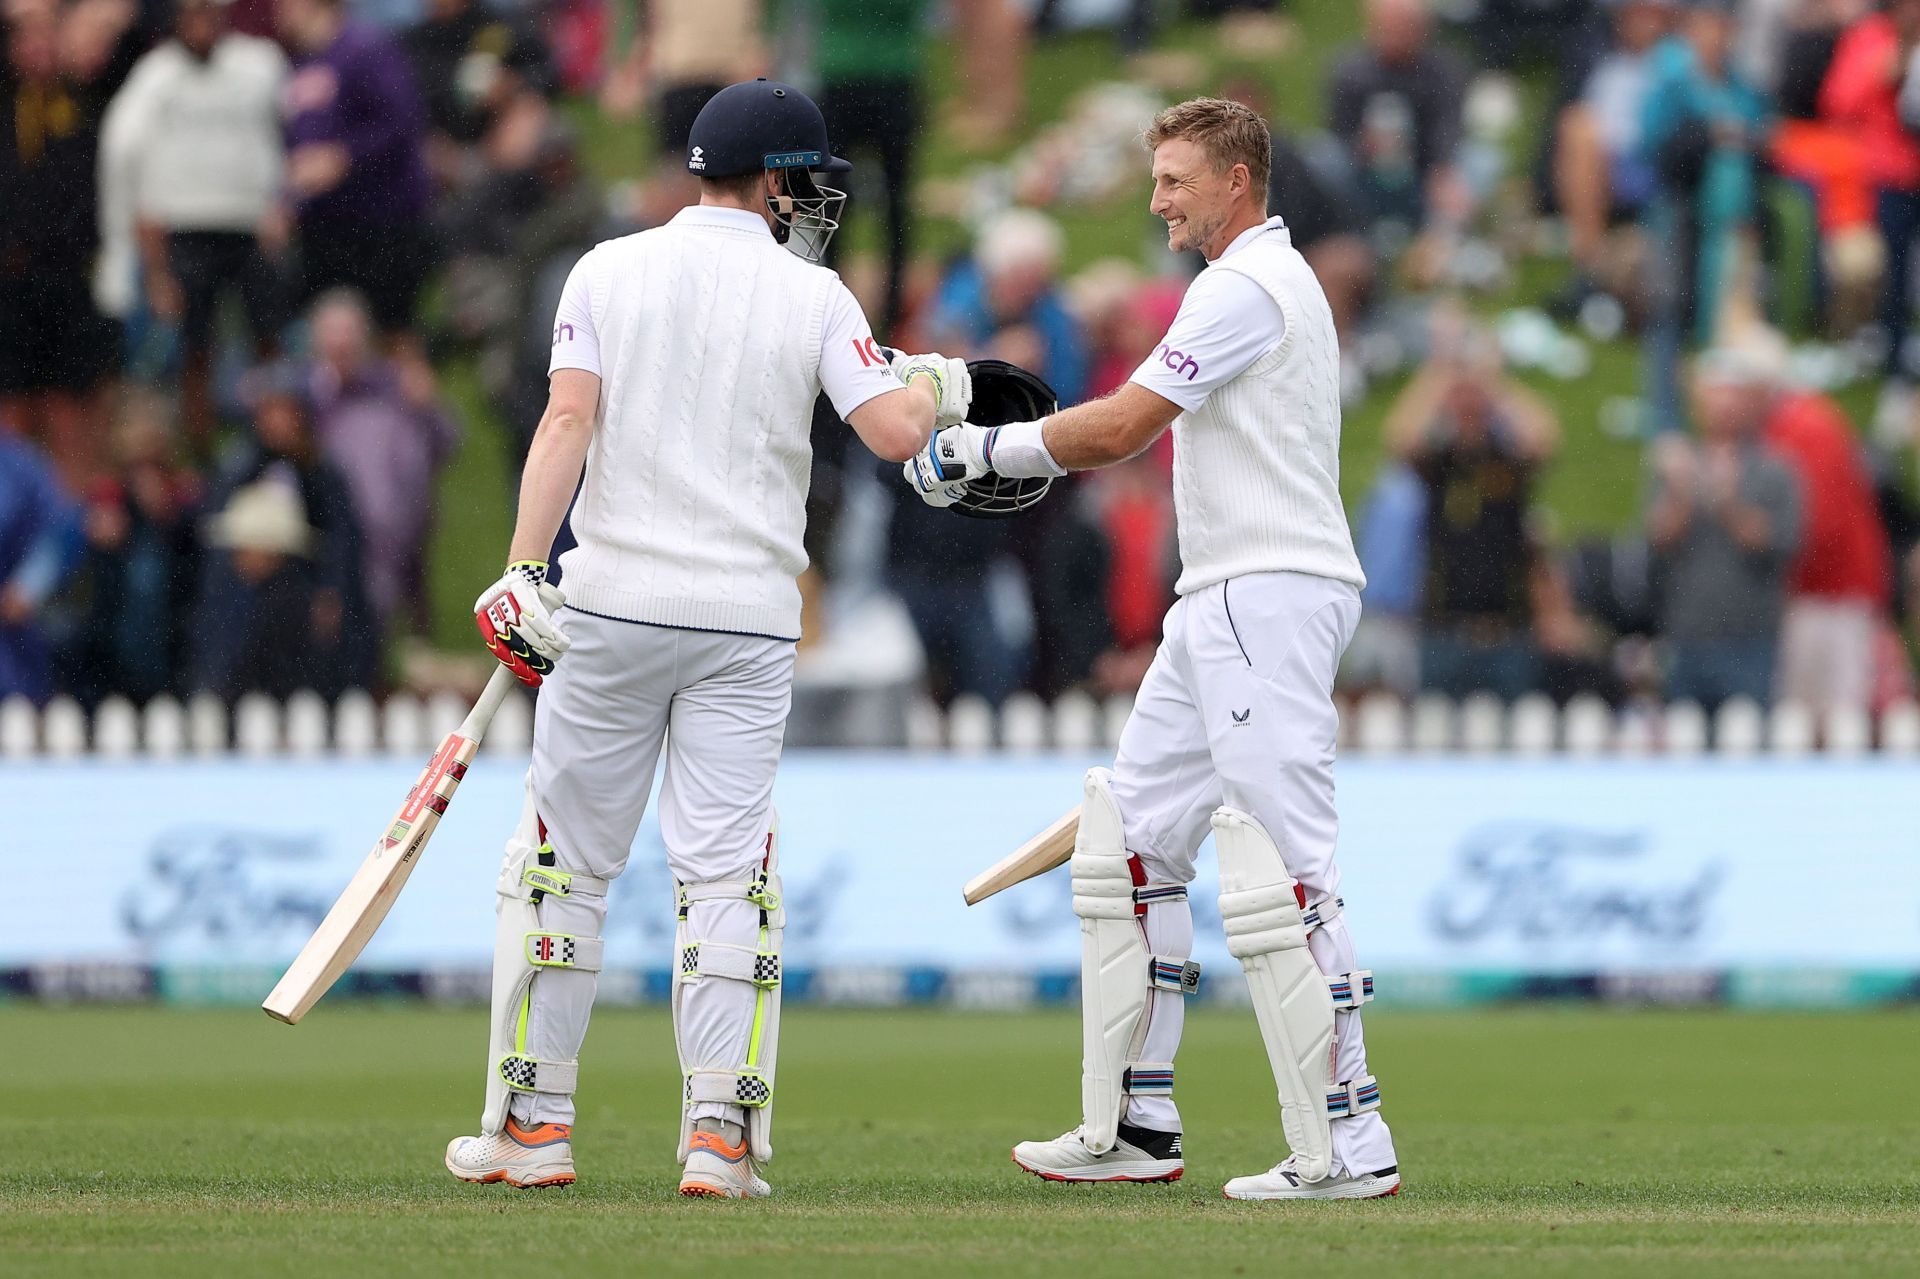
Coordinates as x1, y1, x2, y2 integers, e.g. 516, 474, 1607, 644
481, 791, 608, 1136
675, 813, 784, 1166
1073, 769, 1200, 1152
1214, 804, 1338, 1183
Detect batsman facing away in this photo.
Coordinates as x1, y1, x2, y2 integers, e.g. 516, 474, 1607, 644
454, 78, 972, 1196
905, 98, 1399, 1200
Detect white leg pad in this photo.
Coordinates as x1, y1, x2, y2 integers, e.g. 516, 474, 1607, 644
1074, 767, 1149, 1155
674, 812, 784, 1165
1214, 805, 1338, 1183
480, 791, 607, 1136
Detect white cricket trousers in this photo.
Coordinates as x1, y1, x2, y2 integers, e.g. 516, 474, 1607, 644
510, 609, 795, 1127
1110, 571, 1395, 1175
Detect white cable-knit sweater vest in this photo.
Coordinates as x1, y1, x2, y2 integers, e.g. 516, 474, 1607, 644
557, 222, 835, 639
1171, 227, 1366, 595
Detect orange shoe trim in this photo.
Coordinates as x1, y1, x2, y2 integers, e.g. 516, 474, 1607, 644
678, 1182, 737, 1198
505, 1116, 573, 1149
686, 1131, 750, 1163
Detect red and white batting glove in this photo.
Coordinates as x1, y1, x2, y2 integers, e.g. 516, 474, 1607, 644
474, 561, 570, 686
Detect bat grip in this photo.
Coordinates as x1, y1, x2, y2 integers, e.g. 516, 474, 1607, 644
457, 666, 518, 741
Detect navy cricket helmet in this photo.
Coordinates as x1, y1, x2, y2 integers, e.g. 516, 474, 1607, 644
687, 79, 851, 263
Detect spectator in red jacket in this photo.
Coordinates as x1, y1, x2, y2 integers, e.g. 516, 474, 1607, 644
1758, 341, 1895, 714
1821, 0, 1920, 385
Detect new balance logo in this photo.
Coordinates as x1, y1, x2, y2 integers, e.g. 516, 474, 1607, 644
1231, 708, 1251, 726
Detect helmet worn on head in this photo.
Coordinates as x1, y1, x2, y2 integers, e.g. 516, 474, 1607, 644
687, 79, 851, 263
945, 359, 1059, 520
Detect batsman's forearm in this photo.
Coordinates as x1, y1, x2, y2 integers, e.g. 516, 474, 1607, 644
1038, 384, 1178, 471
507, 409, 593, 565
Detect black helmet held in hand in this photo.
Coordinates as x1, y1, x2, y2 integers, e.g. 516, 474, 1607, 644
687, 79, 851, 263
944, 359, 1059, 520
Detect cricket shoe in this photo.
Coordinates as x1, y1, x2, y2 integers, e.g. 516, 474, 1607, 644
444, 1116, 576, 1188
1222, 1155, 1400, 1201
1012, 1123, 1184, 1183
679, 1129, 771, 1199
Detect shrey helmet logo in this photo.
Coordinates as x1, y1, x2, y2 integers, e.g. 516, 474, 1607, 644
688, 145, 705, 171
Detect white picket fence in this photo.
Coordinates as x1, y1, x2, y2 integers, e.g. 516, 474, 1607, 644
2, 688, 1918, 759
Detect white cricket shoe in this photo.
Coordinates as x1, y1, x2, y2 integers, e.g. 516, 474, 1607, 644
1012, 1123, 1184, 1183
445, 1115, 576, 1188
679, 1129, 771, 1199
1223, 1154, 1400, 1201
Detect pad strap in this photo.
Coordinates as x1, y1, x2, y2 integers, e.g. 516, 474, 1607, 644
1327, 970, 1374, 1009
1326, 1074, 1381, 1118
524, 931, 603, 971
496, 1052, 578, 1096
1301, 895, 1343, 931
676, 871, 781, 917
1122, 1063, 1175, 1096
1149, 955, 1202, 995
679, 941, 781, 988
686, 1068, 773, 1108
522, 865, 609, 899
1134, 882, 1188, 906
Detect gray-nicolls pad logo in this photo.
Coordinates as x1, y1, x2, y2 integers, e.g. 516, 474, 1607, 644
689, 146, 705, 171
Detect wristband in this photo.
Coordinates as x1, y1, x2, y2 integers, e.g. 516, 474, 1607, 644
983, 418, 1066, 479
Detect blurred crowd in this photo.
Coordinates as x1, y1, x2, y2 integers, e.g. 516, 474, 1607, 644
3, 0, 1920, 724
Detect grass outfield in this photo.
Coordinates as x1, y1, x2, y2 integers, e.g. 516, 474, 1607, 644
10, 1006, 1918, 1277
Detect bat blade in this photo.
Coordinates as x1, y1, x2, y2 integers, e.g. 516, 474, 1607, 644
963, 805, 1081, 906
262, 668, 515, 1025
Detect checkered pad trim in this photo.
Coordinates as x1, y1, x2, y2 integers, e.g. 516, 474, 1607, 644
1328, 970, 1374, 1009
678, 941, 780, 988
686, 1069, 774, 1108
523, 932, 603, 972
1149, 955, 1202, 996
735, 1073, 772, 1107
497, 1053, 579, 1096
1123, 1063, 1176, 1096
1325, 1075, 1381, 1117
676, 875, 779, 918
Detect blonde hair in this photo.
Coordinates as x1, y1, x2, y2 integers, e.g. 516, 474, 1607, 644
1144, 97, 1272, 195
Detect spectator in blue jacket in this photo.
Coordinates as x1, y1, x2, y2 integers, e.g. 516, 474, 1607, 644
1638, 0, 1771, 433
928, 208, 1090, 406
0, 429, 83, 702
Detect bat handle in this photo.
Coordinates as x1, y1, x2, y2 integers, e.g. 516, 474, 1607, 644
457, 666, 518, 742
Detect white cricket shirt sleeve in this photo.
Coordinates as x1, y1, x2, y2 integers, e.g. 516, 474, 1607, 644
548, 250, 603, 378
1126, 268, 1287, 412
817, 278, 901, 419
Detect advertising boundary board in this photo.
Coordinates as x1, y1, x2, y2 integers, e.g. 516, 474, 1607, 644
4, 753, 1916, 1008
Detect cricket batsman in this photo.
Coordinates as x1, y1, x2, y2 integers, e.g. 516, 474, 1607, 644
904, 98, 1399, 1199
446, 78, 969, 1195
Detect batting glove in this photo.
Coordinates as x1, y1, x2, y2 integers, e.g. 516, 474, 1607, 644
474, 561, 570, 686
902, 424, 994, 509
890, 351, 973, 426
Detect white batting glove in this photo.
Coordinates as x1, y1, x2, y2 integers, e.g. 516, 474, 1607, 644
890, 351, 972, 426
474, 561, 570, 686
901, 424, 993, 509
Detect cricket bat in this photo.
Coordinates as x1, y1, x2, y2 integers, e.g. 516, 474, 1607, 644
962, 805, 1081, 905
262, 667, 517, 1025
